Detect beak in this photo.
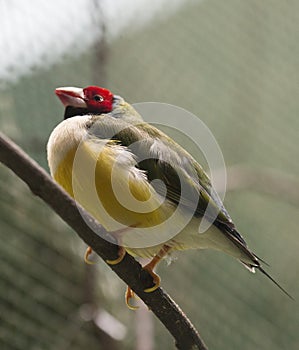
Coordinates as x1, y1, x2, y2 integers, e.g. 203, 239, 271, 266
55, 87, 87, 108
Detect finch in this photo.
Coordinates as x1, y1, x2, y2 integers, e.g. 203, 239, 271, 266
47, 85, 291, 307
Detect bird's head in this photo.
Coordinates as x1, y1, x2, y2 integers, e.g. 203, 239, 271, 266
55, 85, 141, 122
55, 86, 114, 119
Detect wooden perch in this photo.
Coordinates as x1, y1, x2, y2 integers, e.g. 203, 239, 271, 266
0, 132, 208, 350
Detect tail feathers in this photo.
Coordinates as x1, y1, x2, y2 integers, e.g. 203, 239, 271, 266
240, 259, 293, 300
221, 226, 293, 299
240, 260, 256, 273
252, 253, 270, 267
257, 266, 294, 300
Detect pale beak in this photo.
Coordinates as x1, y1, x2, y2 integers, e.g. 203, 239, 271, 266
55, 87, 87, 108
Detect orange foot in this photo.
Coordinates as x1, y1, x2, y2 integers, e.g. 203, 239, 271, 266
85, 245, 127, 265
84, 246, 96, 265
143, 244, 171, 293
84, 223, 139, 265
143, 265, 161, 293
106, 246, 126, 265
125, 245, 172, 310
125, 287, 139, 310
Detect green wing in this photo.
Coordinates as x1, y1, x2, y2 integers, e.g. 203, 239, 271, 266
88, 114, 238, 233
87, 112, 267, 270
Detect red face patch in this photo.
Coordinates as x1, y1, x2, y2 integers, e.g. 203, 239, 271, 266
83, 86, 114, 113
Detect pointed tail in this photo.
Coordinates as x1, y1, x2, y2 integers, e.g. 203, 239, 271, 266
220, 226, 293, 299
257, 266, 294, 300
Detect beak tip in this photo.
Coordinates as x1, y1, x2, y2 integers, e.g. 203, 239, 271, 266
54, 87, 86, 108
55, 88, 63, 96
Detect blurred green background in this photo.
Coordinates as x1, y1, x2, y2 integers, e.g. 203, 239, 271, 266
0, 0, 298, 349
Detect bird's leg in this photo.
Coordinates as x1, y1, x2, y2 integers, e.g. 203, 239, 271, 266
143, 244, 172, 292
125, 244, 172, 309
84, 224, 139, 265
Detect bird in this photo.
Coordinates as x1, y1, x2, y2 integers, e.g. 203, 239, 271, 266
47, 85, 292, 308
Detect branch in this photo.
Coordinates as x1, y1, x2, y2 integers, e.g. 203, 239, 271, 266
0, 132, 208, 350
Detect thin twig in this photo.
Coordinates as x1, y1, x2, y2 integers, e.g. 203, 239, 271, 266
0, 132, 208, 350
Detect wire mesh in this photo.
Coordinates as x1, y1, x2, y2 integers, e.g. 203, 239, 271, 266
0, 0, 299, 349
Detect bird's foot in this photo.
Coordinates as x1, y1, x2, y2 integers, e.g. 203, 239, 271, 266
106, 246, 126, 265
143, 265, 161, 293
84, 245, 126, 265
84, 223, 139, 265
125, 287, 139, 310
84, 246, 96, 265
143, 244, 171, 293
124, 245, 172, 310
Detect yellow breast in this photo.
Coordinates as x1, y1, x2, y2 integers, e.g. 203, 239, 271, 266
53, 140, 173, 232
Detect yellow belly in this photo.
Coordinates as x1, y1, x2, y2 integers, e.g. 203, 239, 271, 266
54, 141, 173, 232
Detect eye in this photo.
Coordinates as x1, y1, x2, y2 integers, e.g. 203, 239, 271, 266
93, 94, 104, 102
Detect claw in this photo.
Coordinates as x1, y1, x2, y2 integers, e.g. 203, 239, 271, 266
143, 274, 161, 293
106, 246, 126, 265
142, 244, 171, 293
125, 287, 139, 310
143, 267, 161, 293
84, 246, 96, 265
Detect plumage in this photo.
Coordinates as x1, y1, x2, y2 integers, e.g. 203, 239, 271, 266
47, 85, 292, 301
